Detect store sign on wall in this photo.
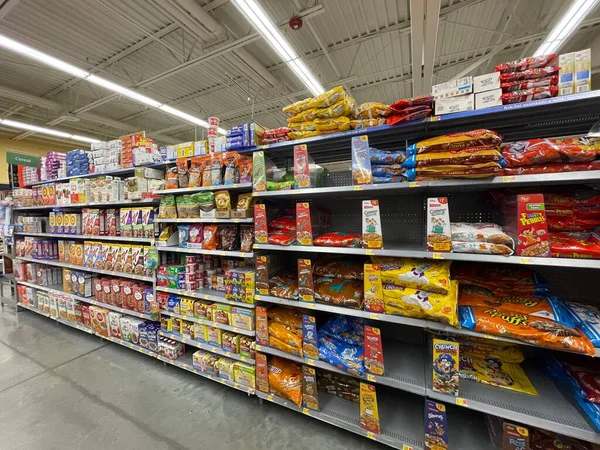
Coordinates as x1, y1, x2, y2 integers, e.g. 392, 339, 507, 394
6, 152, 41, 167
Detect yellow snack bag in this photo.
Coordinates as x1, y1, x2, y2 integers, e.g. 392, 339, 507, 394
430, 332, 525, 363
313, 116, 351, 132
288, 121, 317, 132
289, 130, 320, 140
459, 353, 538, 396
287, 108, 318, 124
283, 97, 313, 116
382, 281, 459, 327
354, 102, 393, 119
307, 85, 346, 109
314, 96, 356, 119
371, 256, 451, 294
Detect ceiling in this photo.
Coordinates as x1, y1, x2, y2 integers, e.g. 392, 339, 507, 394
0, 0, 599, 147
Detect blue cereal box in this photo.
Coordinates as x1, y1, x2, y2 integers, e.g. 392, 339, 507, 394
302, 315, 319, 359
351, 135, 373, 185
166, 295, 180, 314
432, 339, 459, 396
424, 399, 448, 450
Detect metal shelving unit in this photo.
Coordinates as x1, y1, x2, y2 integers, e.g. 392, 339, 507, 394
16, 281, 155, 320
13, 198, 160, 211
159, 330, 255, 364
14, 232, 153, 243
15, 257, 154, 282
160, 310, 256, 337
157, 286, 255, 308
155, 218, 253, 224
157, 246, 253, 258
153, 183, 252, 195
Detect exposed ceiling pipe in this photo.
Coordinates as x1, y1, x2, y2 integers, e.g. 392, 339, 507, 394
153, 0, 216, 42
175, 0, 227, 40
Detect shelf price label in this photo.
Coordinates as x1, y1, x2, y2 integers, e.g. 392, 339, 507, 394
432, 253, 444, 259
409, 181, 420, 188
519, 257, 534, 264
307, 359, 316, 366
267, 394, 274, 401
502, 176, 517, 183
366, 431, 376, 440
455, 398, 468, 407
306, 303, 315, 309
365, 249, 375, 256
402, 445, 413, 450
366, 374, 376, 382
353, 185, 362, 191
302, 408, 310, 415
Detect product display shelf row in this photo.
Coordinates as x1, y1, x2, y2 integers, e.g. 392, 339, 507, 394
256, 389, 491, 450
160, 310, 256, 337
23, 162, 168, 187
254, 294, 600, 358
158, 330, 255, 364
241, 91, 600, 158
157, 246, 253, 258
14, 232, 153, 243
255, 343, 425, 395
156, 286, 255, 308
252, 243, 600, 269
16, 302, 157, 357
155, 218, 253, 224
426, 361, 600, 445
153, 183, 253, 195
13, 199, 160, 211
15, 257, 154, 282
16, 280, 156, 320
156, 352, 255, 395
252, 170, 600, 199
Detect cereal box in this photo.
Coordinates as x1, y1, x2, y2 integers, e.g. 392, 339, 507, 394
234, 363, 255, 389
297, 259, 314, 302
302, 365, 319, 410
432, 339, 459, 396
575, 48, 591, 93
48, 211, 56, 234
193, 323, 208, 342
90, 306, 109, 337
364, 326, 384, 376
57, 296, 67, 320
302, 315, 318, 359
231, 307, 255, 330
121, 245, 133, 274
516, 194, 549, 257
293, 145, 311, 188
502, 423, 530, 450
427, 197, 451, 252
81, 305, 91, 328
296, 203, 313, 246
108, 311, 122, 338
120, 208, 132, 237
207, 327, 222, 346
559, 52, 575, 96
218, 358, 235, 381
256, 306, 269, 346
255, 256, 269, 296
351, 135, 373, 185
254, 204, 268, 244
363, 264, 384, 313
252, 151, 266, 191
362, 200, 383, 249
129, 319, 144, 345
120, 317, 132, 342
424, 400, 448, 450
255, 352, 269, 393
359, 383, 380, 434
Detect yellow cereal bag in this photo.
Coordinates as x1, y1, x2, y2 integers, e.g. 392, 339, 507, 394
289, 130, 320, 140
283, 97, 313, 116
371, 256, 451, 294
308, 85, 346, 109
287, 108, 318, 124
288, 121, 317, 132
313, 116, 351, 132
314, 97, 355, 119
459, 353, 538, 396
382, 281, 459, 327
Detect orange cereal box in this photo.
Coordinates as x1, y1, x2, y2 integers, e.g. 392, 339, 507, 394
255, 352, 269, 393
254, 204, 268, 244
296, 202, 313, 246
363, 264, 384, 313
256, 306, 269, 346
359, 383, 380, 434
293, 145, 311, 188
516, 194, 549, 257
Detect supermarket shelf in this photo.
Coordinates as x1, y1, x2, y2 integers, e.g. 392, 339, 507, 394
157, 246, 253, 258
153, 183, 252, 195
155, 218, 253, 224
16, 302, 157, 357
253, 170, 600, 199
160, 310, 256, 337
13, 199, 159, 211
157, 352, 255, 394
156, 286, 255, 308
16, 281, 156, 320
159, 330, 255, 364
426, 361, 600, 444
255, 294, 600, 358
13, 232, 153, 243
255, 343, 425, 395
15, 257, 154, 282
252, 243, 600, 269
23, 162, 167, 187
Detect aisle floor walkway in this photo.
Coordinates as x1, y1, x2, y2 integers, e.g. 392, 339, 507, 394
0, 305, 385, 450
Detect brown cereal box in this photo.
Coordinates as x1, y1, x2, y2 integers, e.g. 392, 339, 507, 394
120, 245, 132, 274
302, 365, 319, 411
131, 245, 145, 276
90, 306, 109, 337
295, 203, 313, 246
133, 285, 145, 312
426, 197, 451, 252
254, 204, 268, 244
70, 242, 84, 266
255, 255, 269, 296
297, 259, 314, 302
255, 352, 269, 393
121, 281, 135, 309
102, 280, 112, 305
364, 326, 384, 376
256, 306, 269, 346
106, 209, 118, 236
293, 145, 311, 188
302, 315, 318, 359
93, 278, 103, 302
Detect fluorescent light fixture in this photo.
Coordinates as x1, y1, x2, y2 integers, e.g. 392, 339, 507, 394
231, 0, 325, 96
534, 0, 600, 56
0, 33, 227, 134
0, 118, 101, 143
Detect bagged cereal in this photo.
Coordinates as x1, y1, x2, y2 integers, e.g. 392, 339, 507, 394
269, 322, 302, 356
307, 86, 347, 109
269, 273, 299, 300
564, 302, 600, 347
408, 129, 502, 155
453, 263, 548, 296
430, 332, 525, 363
319, 334, 364, 377
313, 116, 351, 133
314, 277, 363, 309
451, 223, 513, 246
459, 354, 538, 395
313, 258, 364, 280
403, 148, 504, 168
283, 97, 313, 116
202, 225, 220, 250
313, 232, 362, 248
459, 306, 595, 355
371, 257, 451, 294
268, 307, 303, 328
382, 281, 458, 326
370, 148, 406, 165
158, 195, 177, 219
354, 102, 392, 119
238, 156, 252, 184
268, 356, 303, 406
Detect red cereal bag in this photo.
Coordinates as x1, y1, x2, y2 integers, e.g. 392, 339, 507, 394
313, 232, 362, 248
202, 225, 220, 250
499, 67, 559, 82
501, 139, 563, 167
501, 75, 558, 92
501, 86, 558, 104
494, 54, 557, 73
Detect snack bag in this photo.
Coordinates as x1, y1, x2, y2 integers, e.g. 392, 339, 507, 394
223, 152, 240, 185
382, 281, 459, 326
354, 102, 392, 119
202, 225, 220, 250
268, 356, 303, 406
318, 334, 364, 377
210, 153, 223, 186
453, 263, 548, 296
408, 129, 502, 155
238, 155, 253, 184
283, 97, 313, 116
495, 54, 557, 73
371, 256, 451, 294
451, 223, 514, 245
313, 232, 362, 248
459, 306, 595, 355
313, 258, 364, 280
459, 354, 538, 395
307, 85, 346, 109
314, 277, 364, 309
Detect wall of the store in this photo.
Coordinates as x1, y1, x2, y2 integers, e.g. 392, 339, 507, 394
0, 138, 73, 185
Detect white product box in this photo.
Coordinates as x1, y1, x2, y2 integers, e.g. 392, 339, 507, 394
575, 48, 591, 93
432, 76, 473, 98
475, 89, 502, 109
559, 53, 575, 96
473, 72, 500, 93
427, 197, 451, 252
434, 94, 475, 115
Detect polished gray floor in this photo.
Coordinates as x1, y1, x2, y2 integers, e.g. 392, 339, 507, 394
0, 306, 385, 450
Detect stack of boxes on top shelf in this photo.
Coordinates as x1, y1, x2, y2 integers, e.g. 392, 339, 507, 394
40, 152, 66, 181
90, 140, 121, 172
225, 122, 264, 151
65, 149, 91, 177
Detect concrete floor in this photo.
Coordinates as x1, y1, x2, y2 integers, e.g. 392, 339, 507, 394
0, 306, 386, 450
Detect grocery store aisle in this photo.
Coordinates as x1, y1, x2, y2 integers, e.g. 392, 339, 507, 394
0, 307, 384, 450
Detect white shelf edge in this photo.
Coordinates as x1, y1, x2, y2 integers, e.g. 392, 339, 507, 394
157, 246, 253, 258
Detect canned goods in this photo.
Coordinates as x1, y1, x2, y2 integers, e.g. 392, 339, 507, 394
185, 256, 196, 265
185, 263, 197, 273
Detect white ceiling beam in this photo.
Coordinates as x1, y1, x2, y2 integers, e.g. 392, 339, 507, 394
410, 0, 425, 96
422, 0, 441, 95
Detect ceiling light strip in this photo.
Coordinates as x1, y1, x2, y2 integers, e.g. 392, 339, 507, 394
0, 118, 101, 143
231, 0, 325, 96
0, 34, 226, 133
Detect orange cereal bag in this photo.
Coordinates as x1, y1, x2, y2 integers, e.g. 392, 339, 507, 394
268, 356, 303, 406
459, 306, 595, 355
